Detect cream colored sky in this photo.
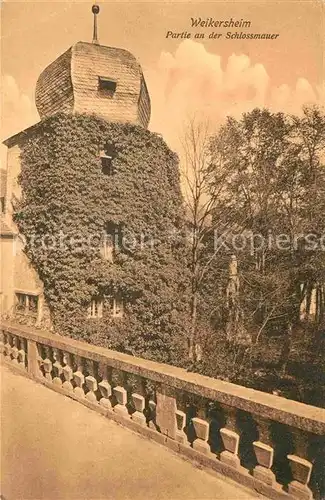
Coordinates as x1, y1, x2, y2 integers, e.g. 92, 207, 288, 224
1, 0, 324, 157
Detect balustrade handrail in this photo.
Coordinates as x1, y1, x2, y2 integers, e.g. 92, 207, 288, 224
2, 321, 325, 435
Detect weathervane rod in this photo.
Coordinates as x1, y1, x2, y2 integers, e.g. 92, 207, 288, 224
92, 5, 100, 44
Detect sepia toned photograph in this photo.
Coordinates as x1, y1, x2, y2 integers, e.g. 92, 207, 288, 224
1, 1, 324, 499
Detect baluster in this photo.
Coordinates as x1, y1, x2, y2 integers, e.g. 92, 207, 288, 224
35, 343, 45, 375
113, 385, 129, 418
26, 341, 43, 377
17, 337, 27, 368
73, 356, 85, 398
143, 379, 158, 430
131, 394, 146, 426
148, 400, 158, 430
0, 331, 4, 355
62, 352, 74, 392
11, 336, 19, 364
99, 380, 112, 409
220, 405, 241, 469
130, 376, 146, 426
42, 346, 53, 381
192, 417, 211, 455
253, 417, 276, 486
175, 410, 188, 444
4, 333, 12, 359
52, 348, 63, 386
37, 345, 44, 376
287, 429, 313, 500
85, 360, 98, 404
192, 403, 211, 455
98, 364, 112, 409
174, 392, 188, 445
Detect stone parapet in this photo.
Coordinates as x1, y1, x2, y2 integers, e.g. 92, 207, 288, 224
1, 321, 324, 500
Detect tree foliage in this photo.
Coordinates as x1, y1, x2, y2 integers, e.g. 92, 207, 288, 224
208, 106, 325, 337
194, 106, 325, 403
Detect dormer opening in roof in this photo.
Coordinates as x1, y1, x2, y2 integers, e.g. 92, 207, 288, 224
98, 76, 117, 96
34, 4, 151, 128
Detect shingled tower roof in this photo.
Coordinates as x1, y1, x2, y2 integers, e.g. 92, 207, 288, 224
35, 41, 151, 128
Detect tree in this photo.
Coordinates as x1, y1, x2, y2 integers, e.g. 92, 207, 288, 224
209, 107, 325, 334
180, 117, 234, 361
203, 106, 325, 394
291, 105, 325, 329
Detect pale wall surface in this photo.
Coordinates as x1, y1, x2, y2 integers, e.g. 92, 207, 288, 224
5, 144, 21, 216
1, 142, 45, 320
1, 365, 261, 500
0, 238, 15, 314
14, 246, 42, 294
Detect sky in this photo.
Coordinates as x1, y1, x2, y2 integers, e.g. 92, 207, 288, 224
1, 0, 324, 161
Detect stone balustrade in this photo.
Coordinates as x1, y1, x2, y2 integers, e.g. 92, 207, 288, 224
1, 322, 324, 500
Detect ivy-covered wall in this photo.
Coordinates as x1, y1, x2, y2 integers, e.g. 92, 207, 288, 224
15, 113, 190, 364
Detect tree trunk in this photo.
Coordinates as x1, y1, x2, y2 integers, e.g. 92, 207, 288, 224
189, 290, 198, 360
278, 323, 293, 377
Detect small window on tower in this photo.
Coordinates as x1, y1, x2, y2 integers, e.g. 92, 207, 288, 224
100, 152, 114, 176
100, 145, 116, 176
98, 76, 117, 95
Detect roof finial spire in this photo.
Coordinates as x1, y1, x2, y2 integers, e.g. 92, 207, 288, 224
92, 5, 100, 44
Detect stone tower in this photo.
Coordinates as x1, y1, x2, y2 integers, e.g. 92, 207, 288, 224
1, 5, 151, 323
